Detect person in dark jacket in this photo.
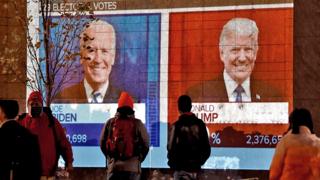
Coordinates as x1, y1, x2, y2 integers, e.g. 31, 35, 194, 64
100, 91, 150, 180
0, 99, 41, 180
167, 95, 211, 180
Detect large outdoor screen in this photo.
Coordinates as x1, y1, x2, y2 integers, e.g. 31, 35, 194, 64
29, 1, 293, 170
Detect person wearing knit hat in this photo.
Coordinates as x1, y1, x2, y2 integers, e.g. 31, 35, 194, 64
118, 91, 134, 109
100, 91, 149, 180
19, 91, 74, 179
117, 91, 135, 117
26, 91, 43, 118
28, 91, 43, 104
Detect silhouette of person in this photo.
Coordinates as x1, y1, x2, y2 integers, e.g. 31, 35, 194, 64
270, 108, 320, 179
0, 99, 41, 180
167, 95, 211, 180
100, 92, 149, 180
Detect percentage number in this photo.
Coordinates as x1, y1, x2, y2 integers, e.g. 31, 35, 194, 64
211, 132, 221, 144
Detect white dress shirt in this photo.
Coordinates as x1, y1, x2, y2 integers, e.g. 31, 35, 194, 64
223, 70, 251, 102
84, 79, 109, 103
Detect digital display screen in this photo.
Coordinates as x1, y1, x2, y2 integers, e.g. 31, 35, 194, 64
168, 8, 292, 149
167, 7, 293, 169
30, 2, 293, 170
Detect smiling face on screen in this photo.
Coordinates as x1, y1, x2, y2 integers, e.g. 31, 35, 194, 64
80, 20, 116, 90
219, 18, 259, 84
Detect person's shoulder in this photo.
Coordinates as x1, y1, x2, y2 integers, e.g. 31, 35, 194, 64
53, 116, 63, 126
311, 135, 320, 145
107, 84, 122, 94
186, 80, 222, 96
103, 85, 122, 103
6, 120, 35, 139
105, 117, 116, 126
54, 82, 87, 103
188, 114, 206, 126
175, 114, 192, 127
194, 115, 205, 125
16, 114, 30, 127
107, 117, 116, 122
250, 79, 287, 102
133, 117, 144, 126
178, 113, 198, 120
60, 83, 83, 94
276, 132, 293, 147
186, 74, 228, 102
2, 120, 23, 129
129, 118, 146, 132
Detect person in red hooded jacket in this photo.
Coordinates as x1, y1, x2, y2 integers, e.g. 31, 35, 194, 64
19, 91, 73, 180
100, 92, 149, 180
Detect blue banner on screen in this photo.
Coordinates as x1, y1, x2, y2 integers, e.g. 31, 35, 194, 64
63, 124, 104, 146
51, 103, 147, 146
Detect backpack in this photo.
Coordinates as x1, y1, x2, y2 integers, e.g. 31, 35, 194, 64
106, 117, 137, 160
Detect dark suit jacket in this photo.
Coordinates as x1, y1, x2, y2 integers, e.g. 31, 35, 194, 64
186, 74, 286, 102
0, 120, 41, 180
54, 81, 122, 103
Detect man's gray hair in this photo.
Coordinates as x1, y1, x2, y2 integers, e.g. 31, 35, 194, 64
219, 18, 259, 48
80, 19, 116, 50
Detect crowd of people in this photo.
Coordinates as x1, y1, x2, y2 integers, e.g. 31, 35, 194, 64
0, 90, 209, 180
0, 17, 318, 180
1, 91, 320, 180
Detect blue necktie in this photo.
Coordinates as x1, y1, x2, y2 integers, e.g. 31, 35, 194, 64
234, 85, 245, 102
91, 92, 101, 103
